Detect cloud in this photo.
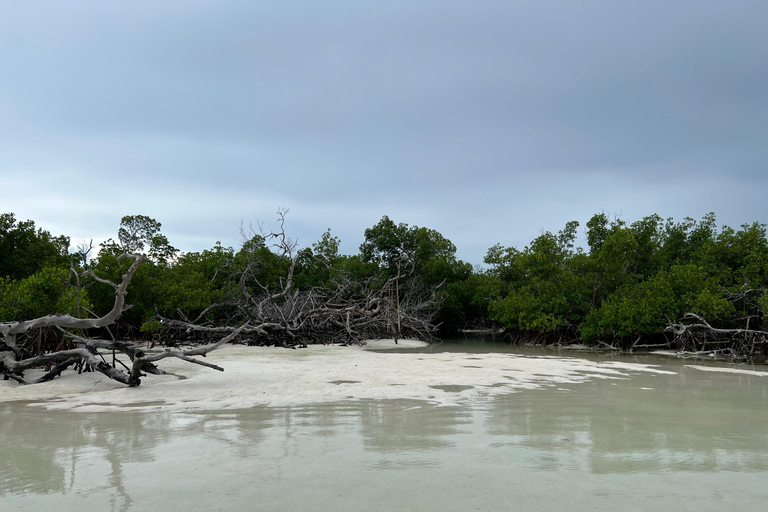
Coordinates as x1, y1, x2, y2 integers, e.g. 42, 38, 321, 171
1, 1, 766, 264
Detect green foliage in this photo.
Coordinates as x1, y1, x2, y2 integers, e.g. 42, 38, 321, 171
360, 216, 478, 331
117, 214, 179, 264
0, 214, 86, 323
437, 272, 495, 329
293, 230, 343, 288
484, 243, 522, 282
583, 216, 641, 306
87, 245, 154, 325
153, 246, 231, 320
360, 216, 411, 273
486, 222, 587, 334
234, 234, 292, 295
487, 212, 768, 343
580, 265, 734, 339
118, 215, 162, 253
489, 285, 569, 333
86, 216, 188, 325
336, 254, 381, 282
313, 229, 341, 263
759, 294, 768, 324
88, 239, 231, 326
140, 320, 164, 333
0, 213, 71, 281
0, 266, 90, 322
5, 209, 767, 346
360, 216, 463, 286
712, 222, 768, 288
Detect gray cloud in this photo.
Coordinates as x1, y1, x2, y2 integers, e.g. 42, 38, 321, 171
1, 1, 766, 263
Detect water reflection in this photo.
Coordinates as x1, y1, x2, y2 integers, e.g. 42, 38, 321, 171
357, 400, 469, 452
3, 359, 768, 511
486, 366, 768, 474
0, 403, 177, 511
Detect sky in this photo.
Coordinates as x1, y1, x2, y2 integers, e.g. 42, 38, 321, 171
1, 0, 766, 265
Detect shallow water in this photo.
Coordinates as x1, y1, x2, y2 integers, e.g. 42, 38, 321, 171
2, 343, 768, 511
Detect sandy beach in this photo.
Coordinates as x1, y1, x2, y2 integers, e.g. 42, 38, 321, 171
1, 339, 680, 413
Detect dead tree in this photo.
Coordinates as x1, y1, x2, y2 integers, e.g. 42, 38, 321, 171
1, 253, 242, 386
160, 211, 441, 346
665, 312, 768, 360
161, 261, 441, 347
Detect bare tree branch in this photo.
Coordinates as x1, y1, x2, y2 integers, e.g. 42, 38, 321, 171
1, 253, 242, 387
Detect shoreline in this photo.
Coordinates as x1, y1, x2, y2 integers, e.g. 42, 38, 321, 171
1, 339, 687, 413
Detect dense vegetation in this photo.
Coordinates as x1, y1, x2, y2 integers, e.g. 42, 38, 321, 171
484, 213, 768, 350
2, 211, 768, 357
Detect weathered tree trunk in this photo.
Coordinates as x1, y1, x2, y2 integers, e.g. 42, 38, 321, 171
666, 313, 768, 360
159, 213, 441, 347
1, 253, 242, 386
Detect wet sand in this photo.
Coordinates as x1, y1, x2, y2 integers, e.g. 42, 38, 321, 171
4, 342, 768, 511
0, 339, 683, 413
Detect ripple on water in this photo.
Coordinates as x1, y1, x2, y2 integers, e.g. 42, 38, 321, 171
429, 385, 474, 393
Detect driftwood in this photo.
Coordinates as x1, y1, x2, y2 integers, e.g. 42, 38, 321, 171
666, 312, 768, 360
1, 253, 146, 354
160, 211, 440, 347
161, 277, 439, 347
1, 213, 442, 386
0, 253, 242, 387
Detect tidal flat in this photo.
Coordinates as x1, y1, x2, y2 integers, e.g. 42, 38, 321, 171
2, 341, 768, 511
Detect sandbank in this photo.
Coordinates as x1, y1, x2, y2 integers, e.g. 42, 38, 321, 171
1, 339, 677, 413
684, 365, 768, 377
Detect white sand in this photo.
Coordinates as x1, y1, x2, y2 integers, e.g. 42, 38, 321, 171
362, 338, 429, 349
1, 341, 678, 413
684, 365, 768, 377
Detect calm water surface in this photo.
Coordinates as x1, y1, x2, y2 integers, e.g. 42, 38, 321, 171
3, 339, 768, 511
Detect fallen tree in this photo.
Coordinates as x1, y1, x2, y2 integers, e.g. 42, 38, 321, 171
1, 213, 443, 386
665, 312, 768, 360
161, 273, 439, 346
0, 253, 245, 386
158, 212, 441, 346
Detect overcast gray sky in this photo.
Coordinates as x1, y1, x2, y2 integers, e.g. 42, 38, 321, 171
1, 0, 766, 264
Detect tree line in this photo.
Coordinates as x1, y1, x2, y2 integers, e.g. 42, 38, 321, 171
2, 210, 768, 358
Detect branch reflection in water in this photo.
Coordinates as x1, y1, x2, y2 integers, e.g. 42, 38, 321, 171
2, 355, 768, 511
